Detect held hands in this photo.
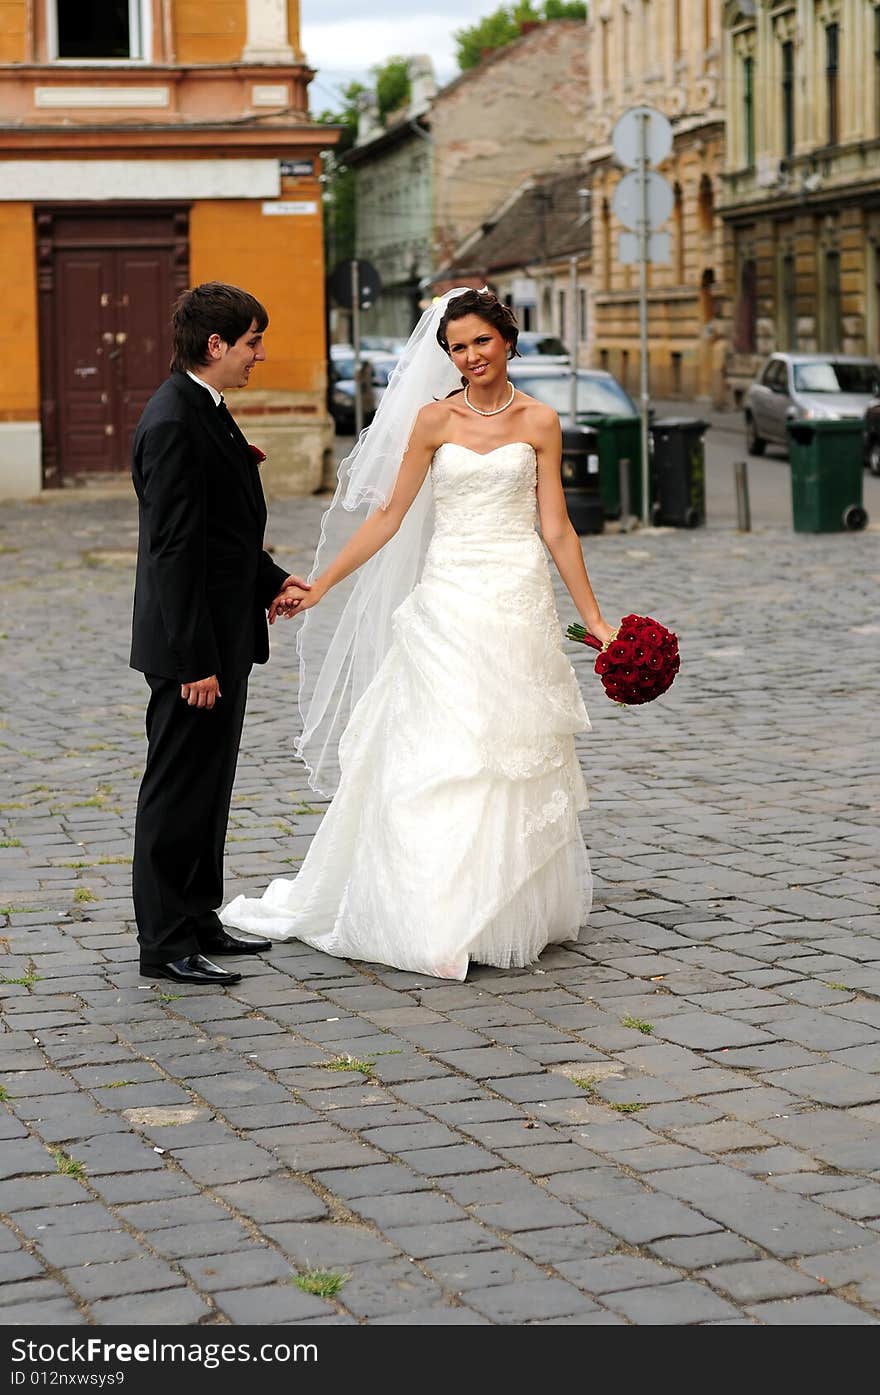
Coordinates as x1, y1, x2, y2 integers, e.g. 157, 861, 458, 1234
269, 576, 323, 624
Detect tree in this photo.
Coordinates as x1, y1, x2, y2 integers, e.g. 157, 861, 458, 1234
455, 1, 587, 71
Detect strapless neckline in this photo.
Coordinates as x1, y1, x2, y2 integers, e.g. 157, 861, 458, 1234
435, 441, 535, 460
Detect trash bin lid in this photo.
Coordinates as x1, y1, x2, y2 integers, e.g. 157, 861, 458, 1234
651, 417, 709, 430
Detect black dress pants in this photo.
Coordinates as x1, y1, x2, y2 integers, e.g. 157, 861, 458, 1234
133, 673, 248, 965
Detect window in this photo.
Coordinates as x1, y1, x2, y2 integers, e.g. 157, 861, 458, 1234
743, 56, 755, 166
51, 0, 148, 61
782, 41, 795, 159
703, 0, 712, 49
557, 289, 567, 339
735, 257, 757, 353
780, 253, 796, 350
674, 184, 685, 283
579, 288, 588, 342
601, 19, 610, 91
875, 7, 880, 137
826, 23, 839, 145
673, 0, 682, 61
823, 249, 842, 350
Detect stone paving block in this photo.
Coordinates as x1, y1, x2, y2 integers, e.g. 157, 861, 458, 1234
823, 1185, 880, 1221
603, 1280, 741, 1324
575, 1194, 721, 1245
649, 1233, 759, 1268
344, 1196, 466, 1236
543, 1167, 646, 1204
557, 1254, 680, 1294
0, 1251, 48, 1283
398, 1143, 501, 1177
35, 1230, 144, 1267
212, 1282, 332, 1324
507, 1224, 617, 1264
170, 1141, 279, 1185
145, 1219, 256, 1260
698, 1258, 822, 1302
330, 1257, 447, 1318
0, 1139, 57, 1179
88, 1290, 213, 1325
472, 1196, 589, 1233
269, 1139, 386, 1172
652, 1012, 777, 1050
762, 1063, 880, 1108
0, 1177, 89, 1212
726, 1145, 821, 1177
423, 1251, 548, 1298
671, 1120, 776, 1154
357, 1121, 463, 1152
86, 1171, 199, 1205
0, 1297, 84, 1324
371, 1305, 490, 1324
465, 1277, 599, 1323
746, 1294, 877, 1324
263, 1221, 398, 1268
60, 1257, 185, 1301
380, 1220, 499, 1260
181, 1248, 294, 1292
492, 1142, 605, 1175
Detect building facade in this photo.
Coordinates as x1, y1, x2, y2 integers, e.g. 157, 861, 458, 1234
0, 0, 335, 499
346, 58, 435, 343
586, 1, 728, 404
444, 167, 593, 365
722, 0, 880, 403
430, 20, 590, 273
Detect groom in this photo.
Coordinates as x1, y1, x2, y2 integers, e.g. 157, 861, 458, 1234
130, 282, 308, 987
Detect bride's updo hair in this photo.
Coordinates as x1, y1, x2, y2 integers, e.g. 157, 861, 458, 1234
436, 288, 521, 360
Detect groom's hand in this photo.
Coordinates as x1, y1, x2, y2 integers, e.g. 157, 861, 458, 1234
180, 675, 221, 709
268, 573, 312, 625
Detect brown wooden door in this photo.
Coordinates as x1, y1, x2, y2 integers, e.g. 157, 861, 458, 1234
37, 209, 188, 484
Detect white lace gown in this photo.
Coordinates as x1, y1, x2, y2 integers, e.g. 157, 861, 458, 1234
221, 441, 592, 980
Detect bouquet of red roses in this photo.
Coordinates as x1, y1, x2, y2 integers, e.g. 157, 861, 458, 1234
567, 614, 680, 706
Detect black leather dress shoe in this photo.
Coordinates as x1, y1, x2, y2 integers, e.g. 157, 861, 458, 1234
198, 927, 273, 955
140, 954, 243, 986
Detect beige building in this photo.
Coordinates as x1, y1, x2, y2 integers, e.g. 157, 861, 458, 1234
430, 20, 589, 272
722, 0, 880, 403
586, 2, 728, 404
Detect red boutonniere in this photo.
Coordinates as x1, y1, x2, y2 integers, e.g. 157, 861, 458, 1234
249, 444, 266, 464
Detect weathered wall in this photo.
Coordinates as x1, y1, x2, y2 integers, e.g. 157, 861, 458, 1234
431, 21, 589, 266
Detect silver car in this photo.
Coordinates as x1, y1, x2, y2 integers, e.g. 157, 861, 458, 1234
745, 353, 880, 455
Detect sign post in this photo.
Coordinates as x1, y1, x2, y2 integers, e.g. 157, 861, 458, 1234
611, 106, 673, 526
327, 258, 383, 438
351, 260, 363, 437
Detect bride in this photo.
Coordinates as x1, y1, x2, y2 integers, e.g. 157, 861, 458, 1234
221, 288, 614, 980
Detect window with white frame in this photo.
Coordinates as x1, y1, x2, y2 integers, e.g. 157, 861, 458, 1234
49, 0, 150, 62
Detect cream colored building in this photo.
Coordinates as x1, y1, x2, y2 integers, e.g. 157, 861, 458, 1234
430, 20, 589, 273
586, 2, 728, 404
722, 0, 880, 403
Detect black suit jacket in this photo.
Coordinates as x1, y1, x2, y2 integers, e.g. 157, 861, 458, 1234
130, 372, 290, 683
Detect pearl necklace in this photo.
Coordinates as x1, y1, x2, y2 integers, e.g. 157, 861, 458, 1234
463, 382, 515, 416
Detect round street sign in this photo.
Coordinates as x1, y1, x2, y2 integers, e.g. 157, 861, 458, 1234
327, 258, 382, 311
612, 105, 673, 169
611, 170, 674, 233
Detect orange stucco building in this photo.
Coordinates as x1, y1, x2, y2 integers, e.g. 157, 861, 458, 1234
0, 0, 336, 498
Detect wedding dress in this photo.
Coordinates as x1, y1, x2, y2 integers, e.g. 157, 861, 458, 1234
221, 439, 592, 980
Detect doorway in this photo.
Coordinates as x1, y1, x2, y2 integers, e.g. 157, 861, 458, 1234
36, 207, 188, 484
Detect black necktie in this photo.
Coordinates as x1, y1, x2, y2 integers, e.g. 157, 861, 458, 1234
216, 400, 237, 439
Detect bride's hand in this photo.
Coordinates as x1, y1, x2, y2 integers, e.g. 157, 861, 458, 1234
588, 617, 616, 648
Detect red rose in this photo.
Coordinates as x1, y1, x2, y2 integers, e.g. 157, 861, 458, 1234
249, 444, 267, 463
608, 640, 632, 664
595, 653, 611, 674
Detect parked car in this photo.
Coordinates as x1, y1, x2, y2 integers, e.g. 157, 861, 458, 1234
328, 352, 398, 433
861, 399, 880, 475
744, 352, 880, 456
360, 335, 408, 355
508, 361, 638, 421
515, 331, 570, 363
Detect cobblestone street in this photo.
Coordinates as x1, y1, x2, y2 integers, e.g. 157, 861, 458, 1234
1, 488, 879, 1326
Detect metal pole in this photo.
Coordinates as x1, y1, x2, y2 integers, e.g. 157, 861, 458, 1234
352, 260, 363, 437
638, 111, 651, 527
568, 254, 579, 424
619, 455, 632, 529
734, 459, 751, 532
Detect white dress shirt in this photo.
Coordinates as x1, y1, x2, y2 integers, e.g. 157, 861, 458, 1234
186, 370, 222, 408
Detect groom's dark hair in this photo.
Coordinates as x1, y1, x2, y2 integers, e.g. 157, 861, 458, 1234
170, 282, 269, 372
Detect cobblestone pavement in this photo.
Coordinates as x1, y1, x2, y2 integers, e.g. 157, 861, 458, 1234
1, 487, 879, 1327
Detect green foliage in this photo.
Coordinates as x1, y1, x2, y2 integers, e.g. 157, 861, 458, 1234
292, 1269, 349, 1298
455, 1, 586, 71
374, 57, 411, 121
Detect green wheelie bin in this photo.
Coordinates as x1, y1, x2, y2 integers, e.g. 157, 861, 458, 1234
588, 415, 644, 519
786, 419, 868, 532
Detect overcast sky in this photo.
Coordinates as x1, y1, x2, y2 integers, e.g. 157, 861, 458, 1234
300, 0, 490, 107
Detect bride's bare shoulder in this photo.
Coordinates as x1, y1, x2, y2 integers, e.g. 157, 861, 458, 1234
415, 396, 460, 441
